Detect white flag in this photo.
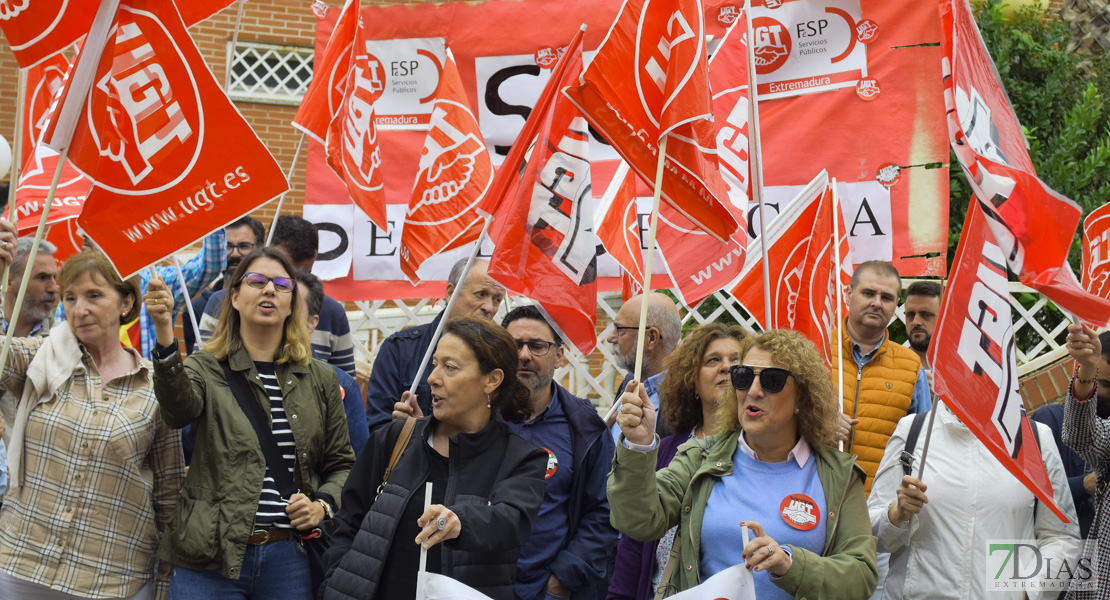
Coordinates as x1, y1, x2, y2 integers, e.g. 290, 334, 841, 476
668, 564, 756, 600
421, 572, 493, 600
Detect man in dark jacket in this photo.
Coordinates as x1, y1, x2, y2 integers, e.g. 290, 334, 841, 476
502, 305, 618, 600
364, 257, 506, 431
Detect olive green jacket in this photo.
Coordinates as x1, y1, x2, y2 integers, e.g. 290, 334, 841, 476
152, 346, 355, 578
608, 430, 877, 600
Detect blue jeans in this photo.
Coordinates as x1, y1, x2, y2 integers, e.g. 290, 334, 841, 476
170, 540, 311, 600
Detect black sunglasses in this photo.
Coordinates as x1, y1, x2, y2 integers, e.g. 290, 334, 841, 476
238, 272, 296, 293
730, 365, 794, 394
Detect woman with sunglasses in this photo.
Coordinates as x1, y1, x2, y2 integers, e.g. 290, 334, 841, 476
609, 329, 876, 599
144, 248, 355, 599
608, 323, 746, 600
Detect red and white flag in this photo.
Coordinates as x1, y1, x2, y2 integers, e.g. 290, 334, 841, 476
1081, 201, 1110, 300
292, 0, 358, 144
656, 18, 752, 307
668, 564, 755, 600
0, 0, 236, 68
487, 40, 601, 355
942, 0, 1110, 326
324, 7, 388, 230
729, 171, 828, 331
421, 572, 492, 600
399, 48, 492, 283
792, 185, 852, 366
595, 162, 645, 285
21, 52, 72, 167
931, 199, 1067, 521
38, 0, 288, 278
563, 0, 739, 243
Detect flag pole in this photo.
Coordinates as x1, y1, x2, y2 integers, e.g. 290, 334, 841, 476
632, 135, 668, 383
2, 68, 29, 314
416, 482, 433, 600
225, 0, 248, 90
406, 217, 493, 400
265, 132, 305, 246
833, 178, 846, 453
915, 397, 940, 480
171, 254, 201, 352
0, 146, 67, 370
744, 0, 773, 329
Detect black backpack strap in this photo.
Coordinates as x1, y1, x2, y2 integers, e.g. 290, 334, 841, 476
1028, 420, 1042, 521
901, 411, 930, 476
220, 360, 298, 499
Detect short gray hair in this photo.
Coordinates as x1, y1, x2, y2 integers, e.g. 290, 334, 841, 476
648, 301, 682, 355
447, 258, 490, 288
12, 237, 57, 278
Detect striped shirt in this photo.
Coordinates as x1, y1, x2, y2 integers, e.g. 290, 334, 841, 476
254, 362, 296, 530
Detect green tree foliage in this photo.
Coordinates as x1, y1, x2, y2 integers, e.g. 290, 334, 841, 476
948, 0, 1110, 270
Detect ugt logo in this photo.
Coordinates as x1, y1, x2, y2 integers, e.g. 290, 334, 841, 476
986, 540, 1094, 593
89, 8, 200, 192
636, 3, 700, 127
0, 0, 29, 20
752, 17, 790, 74
340, 44, 385, 187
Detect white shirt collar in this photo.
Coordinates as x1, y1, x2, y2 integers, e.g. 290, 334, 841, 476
737, 431, 811, 467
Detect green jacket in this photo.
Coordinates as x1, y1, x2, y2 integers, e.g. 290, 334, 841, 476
608, 431, 877, 600
152, 346, 355, 578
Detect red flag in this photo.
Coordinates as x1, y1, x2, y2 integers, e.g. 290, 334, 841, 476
563, 0, 738, 242
13, 147, 90, 232
324, 7, 388, 230
292, 0, 358, 144
487, 41, 601, 355
942, 0, 1110, 326
792, 185, 852, 366
621, 270, 643, 303
655, 20, 751, 306
478, 27, 586, 218
1081, 201, 1110, 299
21, 52, 71, 167
42, 0, 288, 278
729, 171, 828, 331
0, 0, 236, 68
930, 199, 1067, 522
45, 219, 83, 262
595, 163, 645, 285
399, 49, 492, 283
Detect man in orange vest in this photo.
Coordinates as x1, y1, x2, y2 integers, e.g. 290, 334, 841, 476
832, 260, 931, 495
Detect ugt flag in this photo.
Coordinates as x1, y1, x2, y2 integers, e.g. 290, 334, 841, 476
399, 48, 493, 283
594, 162, 646, 286
487, 39, 602, 355
942, 0, 1110, 326
292, 0, 358, 144
668, 564, 755, 600
563, 0, 739, 243
1081, 201, 1110, 301
40, 0, 288, 278
930, 199, 1067, 522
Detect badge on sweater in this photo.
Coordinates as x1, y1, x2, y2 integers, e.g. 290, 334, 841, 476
780, 494, 820, 530
543, 447, 558, 479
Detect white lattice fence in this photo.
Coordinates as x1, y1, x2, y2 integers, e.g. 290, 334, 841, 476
347, 282, 1071, 406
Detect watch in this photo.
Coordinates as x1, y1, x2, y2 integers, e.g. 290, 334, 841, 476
316, 498, 333, 519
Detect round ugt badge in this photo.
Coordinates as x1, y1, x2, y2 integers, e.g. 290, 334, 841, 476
543, 448, 558, 479
780, 494, 820, 530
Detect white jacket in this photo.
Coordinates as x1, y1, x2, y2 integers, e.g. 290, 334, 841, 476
867, 404, 1081, 600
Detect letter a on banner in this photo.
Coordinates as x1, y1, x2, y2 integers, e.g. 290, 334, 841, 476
399, 48, 492, 283
930, 200, 1067, 522
325, 8, 388, 230
563, 0, 739, 243
43, 0, 289, 279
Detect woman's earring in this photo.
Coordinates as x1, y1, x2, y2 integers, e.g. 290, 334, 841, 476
794, 408, 800, 414
487, 394, 491, 409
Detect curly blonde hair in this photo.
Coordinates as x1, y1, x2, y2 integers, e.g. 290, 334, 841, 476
716, 329, 839, 448
659, 323, 747, 434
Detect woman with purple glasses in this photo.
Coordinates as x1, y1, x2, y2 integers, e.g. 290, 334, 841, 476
144, 247, 354, 599
608, 329, 876, 599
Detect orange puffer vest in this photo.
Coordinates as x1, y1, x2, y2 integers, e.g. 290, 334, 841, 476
830, 323, 921, 495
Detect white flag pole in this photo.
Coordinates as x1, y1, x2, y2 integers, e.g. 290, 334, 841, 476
417, 482, 434, 600
744, 0, 773, 329
833, 179, 847, 453
406, 217, 493, 400
916, 398, 940, 481
265, 132, 306, 246
171, 254, 201, 350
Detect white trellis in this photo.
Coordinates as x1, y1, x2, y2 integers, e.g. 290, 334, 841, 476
347, 282, 1070, 406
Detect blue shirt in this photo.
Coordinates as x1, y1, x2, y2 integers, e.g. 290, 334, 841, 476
850, 333, 931, 414
507, 387, 575, 600
700, 442, 827, 600
610, 370, 667, 443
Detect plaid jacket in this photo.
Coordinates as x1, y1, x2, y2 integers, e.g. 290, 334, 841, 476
1065, 387, 1110, 599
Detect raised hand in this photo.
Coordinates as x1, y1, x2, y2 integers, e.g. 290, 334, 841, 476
616, 380, 656, 446
143, 272, 175, 347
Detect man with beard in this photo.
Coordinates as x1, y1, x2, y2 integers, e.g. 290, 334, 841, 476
1031, 329, 1110, 538
903, 281, 941, 386
604, 293, 681, 442
183, 216, 264, 353
503, 305, 617, 600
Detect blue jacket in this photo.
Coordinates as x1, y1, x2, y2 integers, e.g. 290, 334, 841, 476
365, 313, 442, 432
524, 384, 618, 600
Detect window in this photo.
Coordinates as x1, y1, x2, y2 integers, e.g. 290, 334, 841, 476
227, 41, 314, 105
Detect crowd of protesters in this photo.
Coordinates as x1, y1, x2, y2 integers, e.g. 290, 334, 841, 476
0, 214, 1101, 600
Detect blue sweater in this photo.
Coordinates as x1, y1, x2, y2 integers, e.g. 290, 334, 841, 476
701, 445, 826, 600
